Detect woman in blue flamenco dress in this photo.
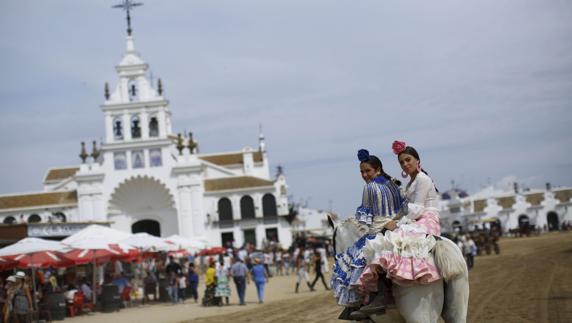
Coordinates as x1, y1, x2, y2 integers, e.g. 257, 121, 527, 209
331, 149, 403, 318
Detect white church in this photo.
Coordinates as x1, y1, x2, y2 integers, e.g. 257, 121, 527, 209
0, 9, 293, 249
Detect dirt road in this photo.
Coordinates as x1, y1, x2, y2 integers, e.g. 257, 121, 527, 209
189, 232, 572, 323
64, 232, 572, 323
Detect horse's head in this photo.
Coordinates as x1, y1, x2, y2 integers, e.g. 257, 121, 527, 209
327, 214, 368, 254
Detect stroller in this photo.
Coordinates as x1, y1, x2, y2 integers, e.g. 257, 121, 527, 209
201, 285, 221, 307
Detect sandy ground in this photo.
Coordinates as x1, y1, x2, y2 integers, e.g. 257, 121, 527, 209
63, 231, 572, 323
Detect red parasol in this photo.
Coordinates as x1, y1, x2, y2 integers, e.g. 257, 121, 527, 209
198, 246, 225, 256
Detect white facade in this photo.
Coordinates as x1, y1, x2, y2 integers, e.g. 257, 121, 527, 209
291, 207, 333, 237
0, 34, 292, 250
439, 183, 572, 233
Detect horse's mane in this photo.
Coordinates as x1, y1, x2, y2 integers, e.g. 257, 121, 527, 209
333, 217, 369, 253
338, 217, 369, 235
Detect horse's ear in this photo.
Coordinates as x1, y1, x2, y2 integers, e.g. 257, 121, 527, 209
327, 213, 336, 230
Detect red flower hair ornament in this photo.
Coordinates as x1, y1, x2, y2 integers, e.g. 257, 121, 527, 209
392, 140, 407, 155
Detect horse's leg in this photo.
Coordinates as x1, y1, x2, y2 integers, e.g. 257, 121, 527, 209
442, 275, 469, 323
393, 280, 444, 323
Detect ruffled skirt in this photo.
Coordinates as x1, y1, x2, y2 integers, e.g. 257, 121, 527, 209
330, 233, 377, 306
359, 210, 442, 289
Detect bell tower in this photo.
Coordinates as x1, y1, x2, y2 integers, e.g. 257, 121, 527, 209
99, 0, 174, 172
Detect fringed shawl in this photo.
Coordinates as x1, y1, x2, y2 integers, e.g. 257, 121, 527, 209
355, 176, 403, 225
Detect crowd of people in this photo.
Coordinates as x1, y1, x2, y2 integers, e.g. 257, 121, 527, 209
0, 238, 336, 323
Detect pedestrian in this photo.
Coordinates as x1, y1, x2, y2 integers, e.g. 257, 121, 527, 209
202, 260, 217, 306
187, 263, 199, 303
250, 258, 268, 304
465, 236, 477, 270
310, 250, 330, 290
215, 260, 231, 305
143, 269, 158, 303
166, 256, 182, 304
282, 250, 291, 276
177, 273, 187, 303
229, 257, 249, 305
263, 250, 274, 277
275, 249, 283, 276
295, 254, 314, 293
9, 272, 32, 323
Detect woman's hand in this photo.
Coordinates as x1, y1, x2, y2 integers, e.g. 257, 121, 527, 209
384, 220, 397, 231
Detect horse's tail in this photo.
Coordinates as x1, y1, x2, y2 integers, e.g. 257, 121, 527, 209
433, 237, 468, 282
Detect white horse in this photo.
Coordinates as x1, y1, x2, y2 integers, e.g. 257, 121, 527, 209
329, 216, 469, 323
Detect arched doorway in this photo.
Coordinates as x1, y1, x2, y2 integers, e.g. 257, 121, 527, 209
132, 220, 161, 237
547, 211, 559, 231
518, 214, 530, 236
108, 176, 177, 237
518, 215, 530, 229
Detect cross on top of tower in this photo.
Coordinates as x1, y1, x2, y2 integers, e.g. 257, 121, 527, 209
112, 0, 144, 36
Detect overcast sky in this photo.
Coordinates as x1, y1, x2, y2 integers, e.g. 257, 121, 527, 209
1, 0, 571, 217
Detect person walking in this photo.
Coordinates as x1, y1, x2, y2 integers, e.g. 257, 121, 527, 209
295, 254, 314, 293
465, 236, 477, 270
215, 260, 231, 306
230, 257, 249, 305
166, 256, 182, 304
187, 263, 199, 303
250, 258, 268, 304
310, 250, 330, 291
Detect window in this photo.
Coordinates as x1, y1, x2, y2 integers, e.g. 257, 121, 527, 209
240, 196, 255, 219
262, 194, 277, 216
131, 115, 141, 139
28, 214, 41, 223
114, 152, 127, 170
128, 79, 137, 102
52, 212, 66, 223
149, 149, 162, 167
132, 150, 144, 169
3, 216, 15, 224
218, 198, 233, 222
113, 117, 123, 140
149, 116, 159, 137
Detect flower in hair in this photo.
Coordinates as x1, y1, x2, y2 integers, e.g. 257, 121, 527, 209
392, 140, 407, 155
357, 149, 370, 162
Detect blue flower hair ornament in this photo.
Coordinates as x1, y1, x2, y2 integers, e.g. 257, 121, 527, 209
357, 149, 370, 162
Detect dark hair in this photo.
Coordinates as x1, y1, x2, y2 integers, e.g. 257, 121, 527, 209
398, 146, 438, 192
361, 154, 401, 187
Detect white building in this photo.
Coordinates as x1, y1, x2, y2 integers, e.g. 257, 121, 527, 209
439, 182, 572, 233
0, 26, 292, 249
291, 207, 334, 237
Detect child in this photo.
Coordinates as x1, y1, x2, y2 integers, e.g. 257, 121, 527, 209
177, 273, 187, 303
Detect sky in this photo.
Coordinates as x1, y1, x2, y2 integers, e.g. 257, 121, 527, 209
0, 0, 571, 217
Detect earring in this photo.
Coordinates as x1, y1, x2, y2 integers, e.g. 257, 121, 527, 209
401, 171, 408, 178
417, 163, 421, 172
